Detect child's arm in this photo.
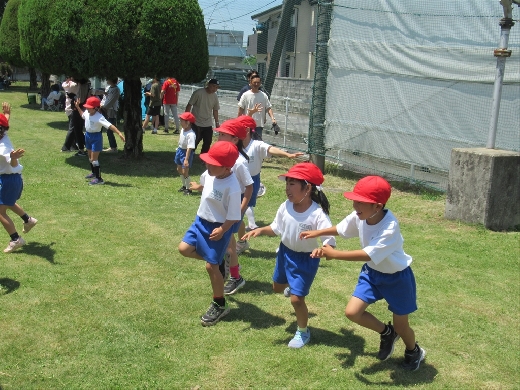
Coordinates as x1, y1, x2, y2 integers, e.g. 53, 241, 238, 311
300, 226, 339, 240
209, 219, 238, 241
189, 182, 203, 192
241, 184, 253, 215
184, 148, 192, 168
241, 225, 276, 241
267, 145, 304, 159
319, 245, 371, 262
2, 101, 11, 121
109, 124, 125, 142
9, 149, 24, 167
74, 100, 84, 117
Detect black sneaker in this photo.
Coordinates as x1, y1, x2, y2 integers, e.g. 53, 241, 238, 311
183, 189, 193, 196
163, 129, 169, 133
224, 276, 245, 295
178, 186, 186, 192
377, 323, 400, 360
200, 301, 230, 326
75, 150, 87, 157
402, 344, 426, 371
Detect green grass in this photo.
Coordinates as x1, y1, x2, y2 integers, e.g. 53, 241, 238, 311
0, 84, 518, 389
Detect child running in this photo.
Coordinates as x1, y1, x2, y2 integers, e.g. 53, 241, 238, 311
175, 112, 197, 195
75, 97, 125, 185
300, 176, 426, 370
178, 141, 241, 326
0, 102, 38, 253
234, 115, 304, 255
242, 162, 335, 348
212, 119, 254, 295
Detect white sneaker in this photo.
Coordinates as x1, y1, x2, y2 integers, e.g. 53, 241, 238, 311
4, 237, 26, 253
236, 240, 249, 255
23, 217, 38, 233
284, 287, 291, 297
288, 329, 311, 348
257, 183, 266, 197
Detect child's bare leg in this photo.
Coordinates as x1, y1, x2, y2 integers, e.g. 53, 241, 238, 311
227, 235, 239, 268
393, 313, 416, 350
9, 203, 26, 218
206, 262, 224, 297
291, 295, 309, 329
345, 296, 385, 333
0, 205, 16, 235
178, 242, 204, 260
272, 282, 289, 294
237, 221, 246, 241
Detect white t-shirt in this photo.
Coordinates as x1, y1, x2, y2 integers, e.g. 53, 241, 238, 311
197, 171, 242, 223
336, 210, 413, 274
238, 90, 271, 128
178, 128, 196, 150
0, 134, 23, 174
232, 154, 254, 194
82, 111, 112, 133
270, 200, 336, 253
244, 139, 271, 176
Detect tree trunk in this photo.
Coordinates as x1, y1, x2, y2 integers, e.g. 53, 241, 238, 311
40, 72, 51, 97
122, 77, 144, 158
29, 67, 37, 90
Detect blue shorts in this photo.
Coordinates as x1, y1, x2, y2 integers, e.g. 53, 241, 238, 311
85, 132, 103, 152
182, 216, 234, 265
0, 174, 23, 206
352, 263, 417, 316
272, 242, 320, 297
247, 173, 261, 208
174, 148, 194, 168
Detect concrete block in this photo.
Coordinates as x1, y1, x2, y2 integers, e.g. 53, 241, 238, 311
445, 148, 520, 231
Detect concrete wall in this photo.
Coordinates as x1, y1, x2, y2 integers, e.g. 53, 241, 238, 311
445, 148, 520, 231
271, 77, 313, 115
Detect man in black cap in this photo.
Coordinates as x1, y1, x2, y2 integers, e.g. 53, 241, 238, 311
185, 79, 221, 154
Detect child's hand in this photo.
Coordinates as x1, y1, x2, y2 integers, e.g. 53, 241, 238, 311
247, 103, 262, 116
189, 182, 202, 191
241, 230, 259, 241
74, 100, 80, 108
209, 226, 224, 241
289, 152, 305, 159
310, 247, 324, 258
118, 133, 125, 142
321, 244, 336, 260
300, 230, 318, 240
183, 159, 189, 168
2, 102, 11, 116
10, 148, 25, 159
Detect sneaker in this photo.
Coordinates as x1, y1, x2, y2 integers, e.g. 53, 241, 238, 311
163, 129, 169, 133
61, 147, 72, 152
224, 276, 245, 295
178, 186, 186, 192
236, 240, 249, 255
183, 189, 193, 196
103, 148, 117, 153
288, 329, 311, 348
283, 287, 291, 297
85, 173, 95, 179
4, 237, 26, 253
75, 150, 87, 157
152, 129, 157, 134
173, 128, 180, 134
223, 253, 231, 280
22, 217, 38, 233
89, 178, 105, 186
377, 323, 400, 360
245, 225, 258, 233
200, 301, 230, 326
402, 344, 426, 371
257, 183, 266, 197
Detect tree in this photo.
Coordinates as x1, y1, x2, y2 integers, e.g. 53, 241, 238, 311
18, 0, 208, 158
0, 0, 39, 90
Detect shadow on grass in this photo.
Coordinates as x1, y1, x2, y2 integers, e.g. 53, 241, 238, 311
0, 277, 20, 295
354, 355, 438, 386
47, 121, 69, 131
235, 279, 273, 295
21, 242, 57, 264
64, 151, 210, 179
226, 296, 286, 329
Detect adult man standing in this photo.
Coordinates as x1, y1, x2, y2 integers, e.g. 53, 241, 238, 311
100, 78, 120, 153
237, 75, 276, 140
161, 76, 181, 134
185, 79, 220, 154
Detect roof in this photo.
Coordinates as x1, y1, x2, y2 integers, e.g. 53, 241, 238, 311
208, 46, 247, 57
251, 4, 282, 20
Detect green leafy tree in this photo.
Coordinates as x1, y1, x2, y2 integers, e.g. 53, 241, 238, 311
18, 0, 208, 158
0, 0, 39, 90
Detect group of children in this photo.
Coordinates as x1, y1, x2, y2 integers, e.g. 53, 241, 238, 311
1, 99, 425, 371
175, 115, 426, 371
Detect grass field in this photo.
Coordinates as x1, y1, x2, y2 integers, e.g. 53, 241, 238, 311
0, 84, 518, 389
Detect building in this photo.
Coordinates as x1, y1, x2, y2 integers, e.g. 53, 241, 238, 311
247, 0, 317, 79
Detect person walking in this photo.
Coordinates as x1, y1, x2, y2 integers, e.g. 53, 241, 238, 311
161, 76, 181, 134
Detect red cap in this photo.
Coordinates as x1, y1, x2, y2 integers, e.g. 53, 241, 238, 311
278, 162, 324, 186
215, 120, 247, 140
0, 114, 8, 128
84, 96, 101, 109
343, 176, 391, 204
236, 115, 256, 130
179, 112, 196, 123
200, 141, 239, 168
